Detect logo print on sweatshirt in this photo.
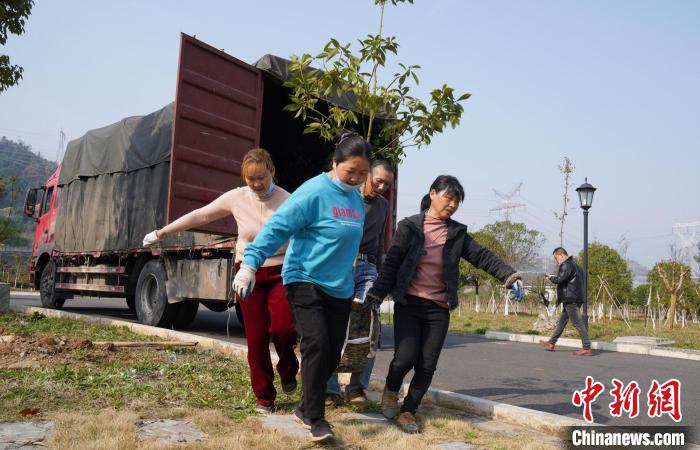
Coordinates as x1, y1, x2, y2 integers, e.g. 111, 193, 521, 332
332, 207, 361, 219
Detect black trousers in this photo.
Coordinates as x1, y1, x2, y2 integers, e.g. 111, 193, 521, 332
385, 295, 450, 414
549, 303, 591, 349
285, 282, 352, 420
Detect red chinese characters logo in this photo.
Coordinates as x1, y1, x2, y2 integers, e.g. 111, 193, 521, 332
647, 378, 682, 422
572, 377, 682, 423
572, 376, 605, 423
609, 378, 640, 419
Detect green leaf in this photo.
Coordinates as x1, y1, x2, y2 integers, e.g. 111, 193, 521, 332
458, 93, 472, 101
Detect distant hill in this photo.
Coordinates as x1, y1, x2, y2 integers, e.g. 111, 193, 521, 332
0, 137, 58, 244
0, 137, 58, 201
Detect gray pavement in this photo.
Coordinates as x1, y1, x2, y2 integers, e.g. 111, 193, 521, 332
9, 293, 699, 431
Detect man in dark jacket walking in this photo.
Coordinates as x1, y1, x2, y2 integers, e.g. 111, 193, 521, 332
539, 247, 592, 356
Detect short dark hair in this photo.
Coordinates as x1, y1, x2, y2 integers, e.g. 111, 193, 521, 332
371, 159, 394, 173
553, 247, 568, 256
420, 175, 465, 212
333, 133, 372, 164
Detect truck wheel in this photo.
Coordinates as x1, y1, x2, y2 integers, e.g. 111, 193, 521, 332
172, 301, 199, 329
40, 260, 65, 309
125, 296, 136, 312
235, 301, 245, 330
134, 260, 177, 327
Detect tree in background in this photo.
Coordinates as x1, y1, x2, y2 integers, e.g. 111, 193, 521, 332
631, 283, 651, 308
648, 259, 693, 329
481, 220, 545, 269
283, 0, 470, 164
0, 175, 24, 246
1, 0, 34, 93
575, 242, 632, 305
459, 230, 506, 305
553, 157, 574, 248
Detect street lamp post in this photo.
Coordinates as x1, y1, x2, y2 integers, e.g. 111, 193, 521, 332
576, 178, 596, 330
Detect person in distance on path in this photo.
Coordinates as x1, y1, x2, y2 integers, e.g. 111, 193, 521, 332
539, 247, 592, 356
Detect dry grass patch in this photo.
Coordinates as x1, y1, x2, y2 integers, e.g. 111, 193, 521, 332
46, 408, 559, 450
324, 410, 559, 450
51, 409, 140, 450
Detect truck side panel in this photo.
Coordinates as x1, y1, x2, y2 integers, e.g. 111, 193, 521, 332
168, 33, 265, 236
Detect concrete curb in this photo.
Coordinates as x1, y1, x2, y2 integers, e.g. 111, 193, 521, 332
485, 331, 700, 362
10, 291, 40, 297
10, 305, 591, 438
358, 375, 589, 438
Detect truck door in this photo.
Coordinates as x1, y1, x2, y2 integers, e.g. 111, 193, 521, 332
167, 33, 264, 236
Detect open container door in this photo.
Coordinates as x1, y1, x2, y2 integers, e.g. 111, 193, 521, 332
167, 33, 264, 236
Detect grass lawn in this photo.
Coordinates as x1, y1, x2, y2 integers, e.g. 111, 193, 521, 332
383, 307, 700, 350
0, 311, 266, 422
0, 311, 557, 449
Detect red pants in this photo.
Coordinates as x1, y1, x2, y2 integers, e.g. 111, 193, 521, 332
237, 263, 298, 406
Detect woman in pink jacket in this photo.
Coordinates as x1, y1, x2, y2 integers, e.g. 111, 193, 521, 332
143, 148, 297, 413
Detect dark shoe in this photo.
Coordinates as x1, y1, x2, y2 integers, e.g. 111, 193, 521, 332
346, 389, 368, 407
381, 386, 400, 419
310, 418, 334, 443
293, 406, 311, 429
539, 340, 555, 351
396, 411, 420, 434
324, 393, 343, 408
573, 348, 593, 356
282, 378, 298, 394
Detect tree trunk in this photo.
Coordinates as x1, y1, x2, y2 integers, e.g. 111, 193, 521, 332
666, 293, 678, 329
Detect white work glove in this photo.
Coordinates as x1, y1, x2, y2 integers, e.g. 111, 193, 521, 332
143, 230, 160, 247
232, 264, 257, 301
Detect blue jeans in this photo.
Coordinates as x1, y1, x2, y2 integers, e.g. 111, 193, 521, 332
326, 259, 378, 395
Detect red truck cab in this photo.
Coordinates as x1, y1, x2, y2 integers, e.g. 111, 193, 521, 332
24, 165, 61, 290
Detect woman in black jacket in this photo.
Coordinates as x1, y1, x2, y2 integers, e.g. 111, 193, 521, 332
366, 175, 524, 433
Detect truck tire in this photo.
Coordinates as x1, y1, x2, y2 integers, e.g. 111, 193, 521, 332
172, 301, 199, 329
235, 301, 245, 330
40, 260, 65, 309
134, 260, 177, 327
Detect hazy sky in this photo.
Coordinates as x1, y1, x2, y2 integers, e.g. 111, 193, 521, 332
1, 0, 698, 268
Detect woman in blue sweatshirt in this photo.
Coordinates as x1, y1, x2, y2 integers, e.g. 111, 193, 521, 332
232, 134, 371, 443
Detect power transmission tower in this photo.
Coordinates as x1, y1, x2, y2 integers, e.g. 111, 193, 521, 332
672, 221, 700, 266
490, 182, 525, 221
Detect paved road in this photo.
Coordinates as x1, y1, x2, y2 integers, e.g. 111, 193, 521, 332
10, 293, 699, 432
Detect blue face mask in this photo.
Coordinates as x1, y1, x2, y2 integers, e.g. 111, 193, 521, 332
332, 175, 360, 193
259, 181, 275, 199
